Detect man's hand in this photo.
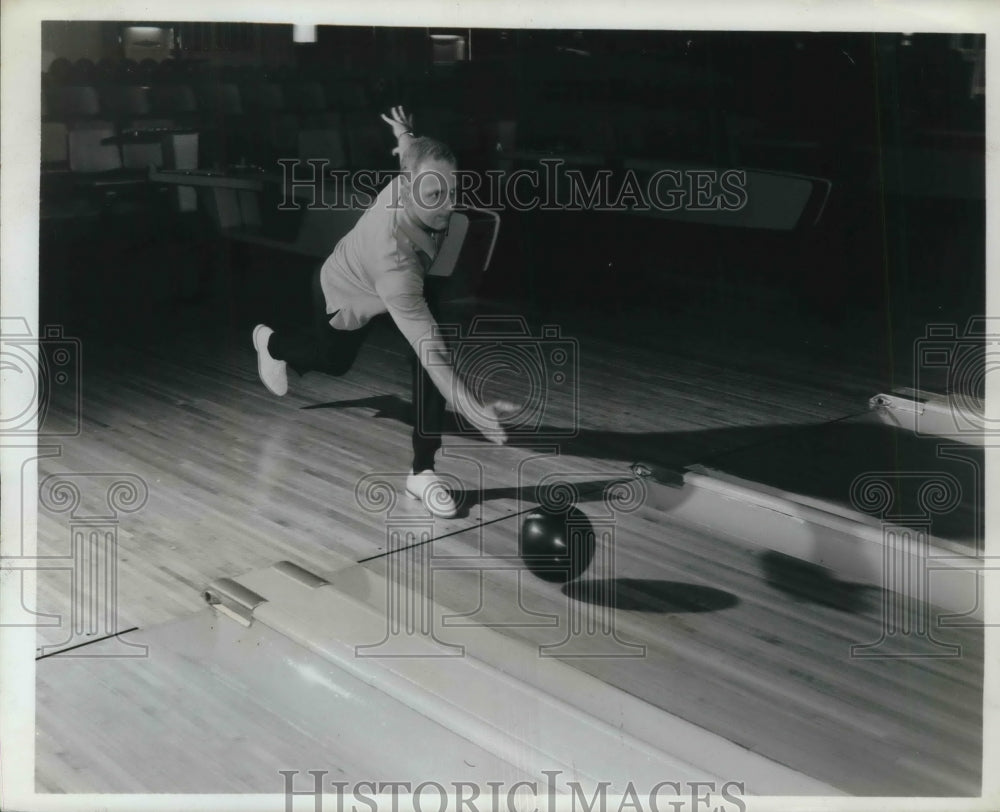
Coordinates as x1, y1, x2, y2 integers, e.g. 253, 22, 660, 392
381, 105, 414, 156
460, 399, 519, 446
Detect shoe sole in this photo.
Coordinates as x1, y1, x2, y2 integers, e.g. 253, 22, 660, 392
253, 325, 288, 396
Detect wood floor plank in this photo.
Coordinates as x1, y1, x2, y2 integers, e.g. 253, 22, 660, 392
30, 298, 983, 797
408, 511, 981, 796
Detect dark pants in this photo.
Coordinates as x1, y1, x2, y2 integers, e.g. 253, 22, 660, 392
268, 266, 445, 473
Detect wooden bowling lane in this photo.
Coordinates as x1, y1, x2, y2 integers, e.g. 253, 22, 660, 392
29, 300, 982, 799
33, 306, 883, 654
36, 608, 536, 793
410, 501, 982, 796
35, 558, 838, 795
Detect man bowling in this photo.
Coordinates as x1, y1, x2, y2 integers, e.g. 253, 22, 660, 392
254, 106, 511, 518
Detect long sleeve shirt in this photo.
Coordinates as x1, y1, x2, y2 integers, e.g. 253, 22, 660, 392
319, 176, 444, 355
318, 176, 459, 405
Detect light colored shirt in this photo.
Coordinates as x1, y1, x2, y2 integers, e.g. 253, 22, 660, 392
319, 177, 443, 356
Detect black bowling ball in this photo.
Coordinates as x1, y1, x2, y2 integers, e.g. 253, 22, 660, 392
520, 506, 596, 583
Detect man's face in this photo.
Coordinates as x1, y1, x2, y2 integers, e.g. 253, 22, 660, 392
404, 157, 457, 232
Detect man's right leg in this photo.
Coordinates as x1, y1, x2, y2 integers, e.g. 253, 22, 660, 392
254, 266, 326, 394
255, 266, 369, 393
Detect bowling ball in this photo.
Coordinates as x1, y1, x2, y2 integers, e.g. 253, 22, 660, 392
520, 506, 596, 583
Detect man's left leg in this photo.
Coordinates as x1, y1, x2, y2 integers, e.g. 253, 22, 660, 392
405, 284, 456, 518
411, 351, 445, 473
405, 352, 457, 518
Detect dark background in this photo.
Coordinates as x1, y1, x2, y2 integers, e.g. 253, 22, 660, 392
38, 24, 986, 390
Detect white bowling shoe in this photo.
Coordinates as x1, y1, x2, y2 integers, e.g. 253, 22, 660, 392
252, 324, 288, 396
405, 469, 458, 518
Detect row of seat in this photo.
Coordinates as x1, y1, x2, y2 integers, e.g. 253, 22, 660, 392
42, 79, 372, 122
44, 56, 353, 88
39, 114, 387, 224
40, 87, 743, 183
42, 108, 403, 178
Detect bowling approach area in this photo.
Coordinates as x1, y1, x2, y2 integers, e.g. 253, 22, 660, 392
29, 246, 984, 800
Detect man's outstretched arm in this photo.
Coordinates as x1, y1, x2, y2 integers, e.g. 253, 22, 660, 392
376, 274, 511, 445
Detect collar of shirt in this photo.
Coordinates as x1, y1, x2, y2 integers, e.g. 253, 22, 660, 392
395, 205, 443, 270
